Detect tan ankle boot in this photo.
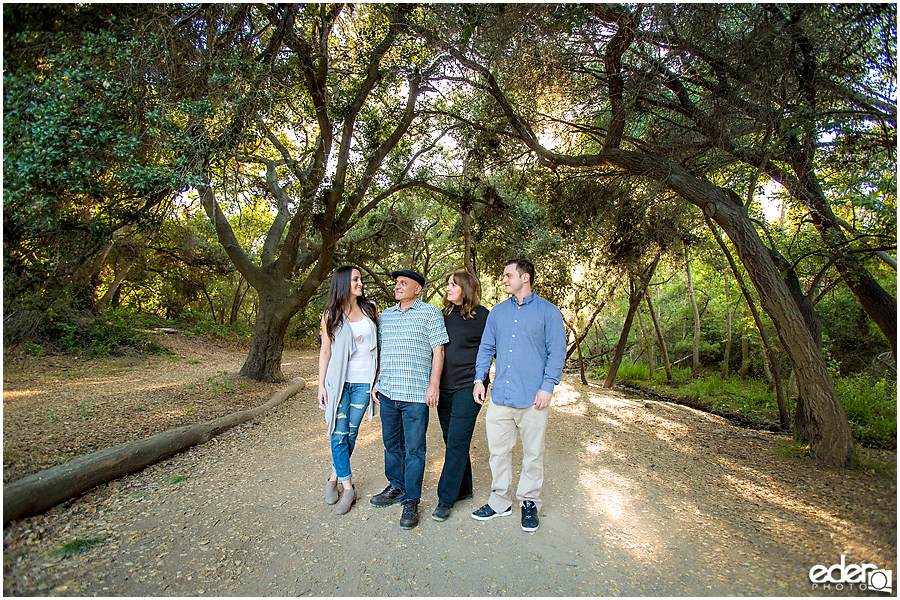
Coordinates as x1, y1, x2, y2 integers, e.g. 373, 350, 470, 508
325, 479, 340, 505
335, 486, 356, 514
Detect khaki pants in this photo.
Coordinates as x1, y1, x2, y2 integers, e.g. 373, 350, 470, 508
485, 400, 549, 513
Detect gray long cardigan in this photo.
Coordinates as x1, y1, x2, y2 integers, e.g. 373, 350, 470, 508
321, 316, 378, 436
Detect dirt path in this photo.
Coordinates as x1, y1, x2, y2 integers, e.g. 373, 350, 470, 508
3, 336, 896, 596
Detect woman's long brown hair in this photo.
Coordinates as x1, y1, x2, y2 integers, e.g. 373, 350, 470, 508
442, 270, 481, 320
324, 265, 378, 341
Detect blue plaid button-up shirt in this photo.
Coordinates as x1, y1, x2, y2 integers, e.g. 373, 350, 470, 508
375, 299, 449, 403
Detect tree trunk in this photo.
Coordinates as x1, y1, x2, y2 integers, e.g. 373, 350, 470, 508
637, 306, 654, 379
654, 166, 853, 465
93, 254, 139, 314
566, 277, 619, 359
461, 203, 476, 276
685, 248, 701, 377
240, 292, 295, 383
604, 257, 659, 388
645, 293, 673, 382
740, 328, 751, 378
570, 323, 588, 385
3, 378, 306, 524
706, 216, 793, 431
200, 280, 219, 324
229, 277, 247, 326
722, 269, 733, 378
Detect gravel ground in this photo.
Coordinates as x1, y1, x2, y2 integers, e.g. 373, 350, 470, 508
3, 335, 896, 596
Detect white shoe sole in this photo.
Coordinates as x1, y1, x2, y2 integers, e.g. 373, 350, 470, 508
471, 507, 512, 521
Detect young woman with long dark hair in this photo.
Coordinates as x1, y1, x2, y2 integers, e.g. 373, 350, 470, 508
431, 270, 489, 522
317, 265, 379, 514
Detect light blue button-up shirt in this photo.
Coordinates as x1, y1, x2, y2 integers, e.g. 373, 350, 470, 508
475, 291, 566, 408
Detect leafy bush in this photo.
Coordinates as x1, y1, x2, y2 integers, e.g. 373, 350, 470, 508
35, 309, 168, 356
836, 376, 896, 450
23, 341, 46, 356
671, 339, 723, 368
177, 312, 252, 342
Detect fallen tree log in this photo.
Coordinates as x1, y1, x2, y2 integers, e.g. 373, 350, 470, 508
3, 378, 307, 525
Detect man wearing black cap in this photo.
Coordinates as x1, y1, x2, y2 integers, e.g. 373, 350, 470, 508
370, 269, 449, 529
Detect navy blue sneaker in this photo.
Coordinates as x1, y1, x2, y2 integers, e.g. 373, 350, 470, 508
471, 503, 512, 521
521, 500, 539, 532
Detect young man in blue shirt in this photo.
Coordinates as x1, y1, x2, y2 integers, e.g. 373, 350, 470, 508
371, 269, 449, 529
471, 259, 566, 532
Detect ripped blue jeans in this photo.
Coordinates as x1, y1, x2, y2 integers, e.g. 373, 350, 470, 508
331, 382, 371, 481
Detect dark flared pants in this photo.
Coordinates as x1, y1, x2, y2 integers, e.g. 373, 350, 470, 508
436, 385, 482, 507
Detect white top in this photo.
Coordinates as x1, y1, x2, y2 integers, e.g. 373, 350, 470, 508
345, 317, 375, 383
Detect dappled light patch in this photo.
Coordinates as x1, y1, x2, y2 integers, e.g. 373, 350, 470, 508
2, 390, 41, 400
594, 414, 629, 429
549, 382, 585, 415
544, 374, 896, 584
585, 439, 612, 454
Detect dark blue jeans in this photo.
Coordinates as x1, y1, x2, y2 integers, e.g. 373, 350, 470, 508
378, 393, 429, 503
436, 385, 482, 507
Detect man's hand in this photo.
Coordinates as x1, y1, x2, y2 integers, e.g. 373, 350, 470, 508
426, 383, 439, 408
371, 387, 380, 406
534, 389, 552, 410
473, 382, 486, 405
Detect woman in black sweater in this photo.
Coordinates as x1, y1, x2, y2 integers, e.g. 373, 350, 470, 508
431, 270, 490, 522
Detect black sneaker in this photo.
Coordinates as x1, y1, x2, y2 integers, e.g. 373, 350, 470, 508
471, 503, 512, 521
521, 500, 539, 532
432, 504, 451, 522
456, 491, 474, 502
370, 484, 405, 507
400, 500, 419, 529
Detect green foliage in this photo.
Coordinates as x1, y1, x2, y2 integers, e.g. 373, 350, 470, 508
836, 376, 897, 450
23, 342, 46, 357
671, 339, 723, 367
774, 439, 812, 460
597, 359, 897, 450
3, 9, 187, 325
206, 371, 234, 395
56, 537, 105, 558
178, 312, 252, 343
70, 400, 95, 421
855, 452, 896, 479
33, 309, 168, 356
818, 286, 892, 375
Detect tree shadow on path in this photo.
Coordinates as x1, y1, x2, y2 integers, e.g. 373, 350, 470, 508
3, 377, 895, 597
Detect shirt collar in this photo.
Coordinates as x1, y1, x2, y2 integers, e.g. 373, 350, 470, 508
394, 298, 423, 312
510, 291, 537, 306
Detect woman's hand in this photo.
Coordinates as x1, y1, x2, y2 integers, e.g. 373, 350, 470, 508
317, 386, 327, 409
